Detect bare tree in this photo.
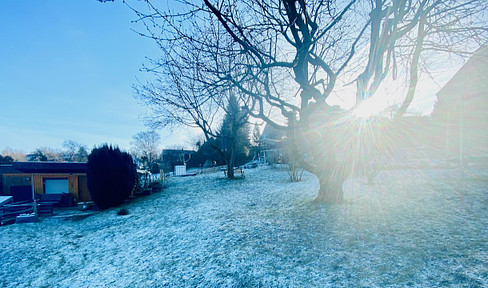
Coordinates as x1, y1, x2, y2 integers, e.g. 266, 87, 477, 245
135, 56, 250, 178
62, 140, 88, 162
129, 0, 488, 202
27, 147, 63, 162
131, 130, 161, 168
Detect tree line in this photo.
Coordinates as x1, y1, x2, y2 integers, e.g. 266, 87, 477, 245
0, 140, 89, 163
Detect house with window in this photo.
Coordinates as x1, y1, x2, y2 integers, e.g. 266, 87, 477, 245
0, 162, 90, 204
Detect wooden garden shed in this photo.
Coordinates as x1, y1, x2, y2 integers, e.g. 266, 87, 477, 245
0, 162, 91, 203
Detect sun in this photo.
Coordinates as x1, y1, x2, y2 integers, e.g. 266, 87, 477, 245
352, 97, 385, 118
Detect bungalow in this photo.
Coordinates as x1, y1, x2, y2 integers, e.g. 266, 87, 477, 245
0, 162, 91, 204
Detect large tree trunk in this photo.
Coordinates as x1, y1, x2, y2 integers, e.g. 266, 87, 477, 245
290, 104, 355, 203
313, 166, 347, 204
287, 132, 348, 203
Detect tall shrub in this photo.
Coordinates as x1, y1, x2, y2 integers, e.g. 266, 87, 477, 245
87, 145, 136, 209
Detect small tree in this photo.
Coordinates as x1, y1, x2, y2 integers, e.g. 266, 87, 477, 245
87, 145, 136, 209
75, 146, 89, 162
284, 138, 304, 182
251, 123, 261, 147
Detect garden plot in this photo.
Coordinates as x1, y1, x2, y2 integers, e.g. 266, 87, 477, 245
0, 166, 487, 287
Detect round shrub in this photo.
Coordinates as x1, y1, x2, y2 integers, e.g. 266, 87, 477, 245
117, 208, 129, 216
87, 145, 136, 209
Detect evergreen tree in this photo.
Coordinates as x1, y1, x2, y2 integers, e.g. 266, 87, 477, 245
252, 123, 261, 146
87, 145, 136, 209
27, 149, 48, 161
189, 138, 224, 168
218, 94, 251, 178
0, 155, 13, 164
188, 94, 251, 178
74, 146, 89, 162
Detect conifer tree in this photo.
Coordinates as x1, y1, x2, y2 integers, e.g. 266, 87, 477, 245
218, 94, 251, 178
87, 145, 136, 209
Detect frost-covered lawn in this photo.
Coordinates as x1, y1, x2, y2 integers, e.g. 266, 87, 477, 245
1, 166, 487, 287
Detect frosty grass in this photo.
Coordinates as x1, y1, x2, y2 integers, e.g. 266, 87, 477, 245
1, 165, 487, 287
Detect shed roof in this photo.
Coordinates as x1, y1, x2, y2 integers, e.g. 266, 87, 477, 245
0, 162, 87, 174
0, 165, 22, 174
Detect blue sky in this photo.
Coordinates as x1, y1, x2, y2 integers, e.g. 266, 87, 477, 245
0, 0, 193, 154
0, 1, 462, 155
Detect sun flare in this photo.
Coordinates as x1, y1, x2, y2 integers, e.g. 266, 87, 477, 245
352, 98, 385, 118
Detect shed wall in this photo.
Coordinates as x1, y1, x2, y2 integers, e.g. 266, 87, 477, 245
2, 174, 32, 195
78, 176, 91, 202
3, 173, 87, 203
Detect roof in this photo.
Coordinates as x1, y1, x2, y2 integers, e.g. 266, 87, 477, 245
0, 162, 87, 174
437, 45, 488, 98
0, 165, 22, 174
432, 45, 488, 121
260, 124, 286, 141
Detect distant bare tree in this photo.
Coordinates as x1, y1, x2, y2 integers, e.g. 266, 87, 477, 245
131, 130, 161, 168
62, 140, 88, 162
129, 0, 488, 202
1, 147, 26, 162
27, 147, 62, 162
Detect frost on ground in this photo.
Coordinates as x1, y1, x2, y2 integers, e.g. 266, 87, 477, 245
1, 165, 487, 287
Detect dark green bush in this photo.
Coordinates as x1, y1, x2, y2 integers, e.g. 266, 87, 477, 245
150, 181, 163, 192
150, 163, 160, 175
117, 208, 129, 216
87, 145, 136, 209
